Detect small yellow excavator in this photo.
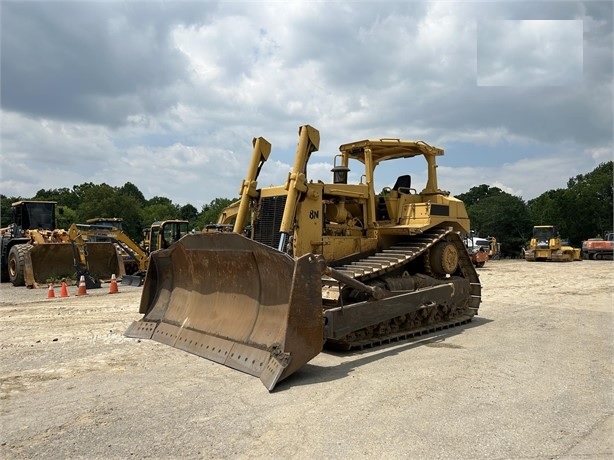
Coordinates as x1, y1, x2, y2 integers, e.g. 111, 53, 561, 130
126, 125, 481, 390
487, 236, 501, 260
67, 223, 124, 288
68, 219, 190, 286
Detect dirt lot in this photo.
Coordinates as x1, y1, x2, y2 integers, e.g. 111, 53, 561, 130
1, 260, 612, 459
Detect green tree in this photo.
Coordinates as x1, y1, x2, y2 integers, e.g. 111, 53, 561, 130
32, 187, 80, 209
462, 191, 532, 258
76, 184, 143, 240
179, 204, 199, 230
141, 204, 179, 225
118, 182, 146, 206
146, 196, 175, 207
197, 198, 236, 229
56, 206, 78, 230
179, 204, 198, 221
527, 189, 566, 227
141, 196, 180, 226
486, 194, 532, 257
1, 195, 22, 227
528, 161, 613, 245
457, 184, 505, 208
71, 183, 98, 203
565, 161, 613, 243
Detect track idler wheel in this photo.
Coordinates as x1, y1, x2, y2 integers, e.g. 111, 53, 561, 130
429, 241, 459, 275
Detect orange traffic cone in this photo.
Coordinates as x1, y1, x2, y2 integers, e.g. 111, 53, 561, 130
60, 280, 69, 298
76, 275, 87, 296
47, 283, 56, 298
109, 274, 119, 294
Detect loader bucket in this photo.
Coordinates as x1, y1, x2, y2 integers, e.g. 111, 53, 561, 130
125, 233, 324, 391
29, 242, 123, 285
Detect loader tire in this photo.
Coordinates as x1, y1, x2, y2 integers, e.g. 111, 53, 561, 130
8, 244, 31, 287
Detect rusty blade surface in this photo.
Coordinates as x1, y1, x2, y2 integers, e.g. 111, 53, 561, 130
125, 233, 324, 390
29, 242, 122, 284
84, 243, 125, 280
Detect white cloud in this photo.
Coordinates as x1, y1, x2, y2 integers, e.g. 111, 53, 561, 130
585, 146, 614, 163
478, 19, 584, 86
1, 1, 611, 208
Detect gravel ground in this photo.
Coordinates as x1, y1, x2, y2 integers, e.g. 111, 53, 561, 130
0, 259, 612, 459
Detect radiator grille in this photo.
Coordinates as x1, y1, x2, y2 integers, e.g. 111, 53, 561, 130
253, 195, 287, 249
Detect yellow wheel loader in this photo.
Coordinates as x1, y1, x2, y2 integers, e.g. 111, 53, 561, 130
126, 126, 481, 390
0, 201, 122, 288
524, 225, 582, 262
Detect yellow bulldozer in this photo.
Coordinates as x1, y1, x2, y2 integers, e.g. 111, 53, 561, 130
126, 125, 482, 390
524, 225, 582, 262
0, 201, 122, 288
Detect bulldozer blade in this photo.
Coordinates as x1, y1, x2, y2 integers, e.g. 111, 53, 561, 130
125, 233, 324, 391
28, 243, 123, 286
121, 274, 145, 286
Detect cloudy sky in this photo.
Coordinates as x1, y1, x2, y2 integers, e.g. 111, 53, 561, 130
1, 1, 612, 210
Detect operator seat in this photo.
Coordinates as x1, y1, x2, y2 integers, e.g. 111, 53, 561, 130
393, 175, 411, 192
377, 175, 413, 221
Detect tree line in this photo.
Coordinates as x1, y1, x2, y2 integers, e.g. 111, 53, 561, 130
0, 182, 234, 243
1, 161, 611, 256
457, 161, 613, 257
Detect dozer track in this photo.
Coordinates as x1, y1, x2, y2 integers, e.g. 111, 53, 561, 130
123, 127, 484, 391
321, 227, 481, 350
124, 229, 481, 391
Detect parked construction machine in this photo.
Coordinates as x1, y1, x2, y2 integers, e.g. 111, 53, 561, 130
581, 231, 614, 260
67, 223, 121, 289
487, 236, 501, 260
524, 225, 582, 262
464, 236, 489, 268
0, 201, 122, 287
69, 219, 189, 285
126, 125, 481, 390
470, 235, 501, 261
